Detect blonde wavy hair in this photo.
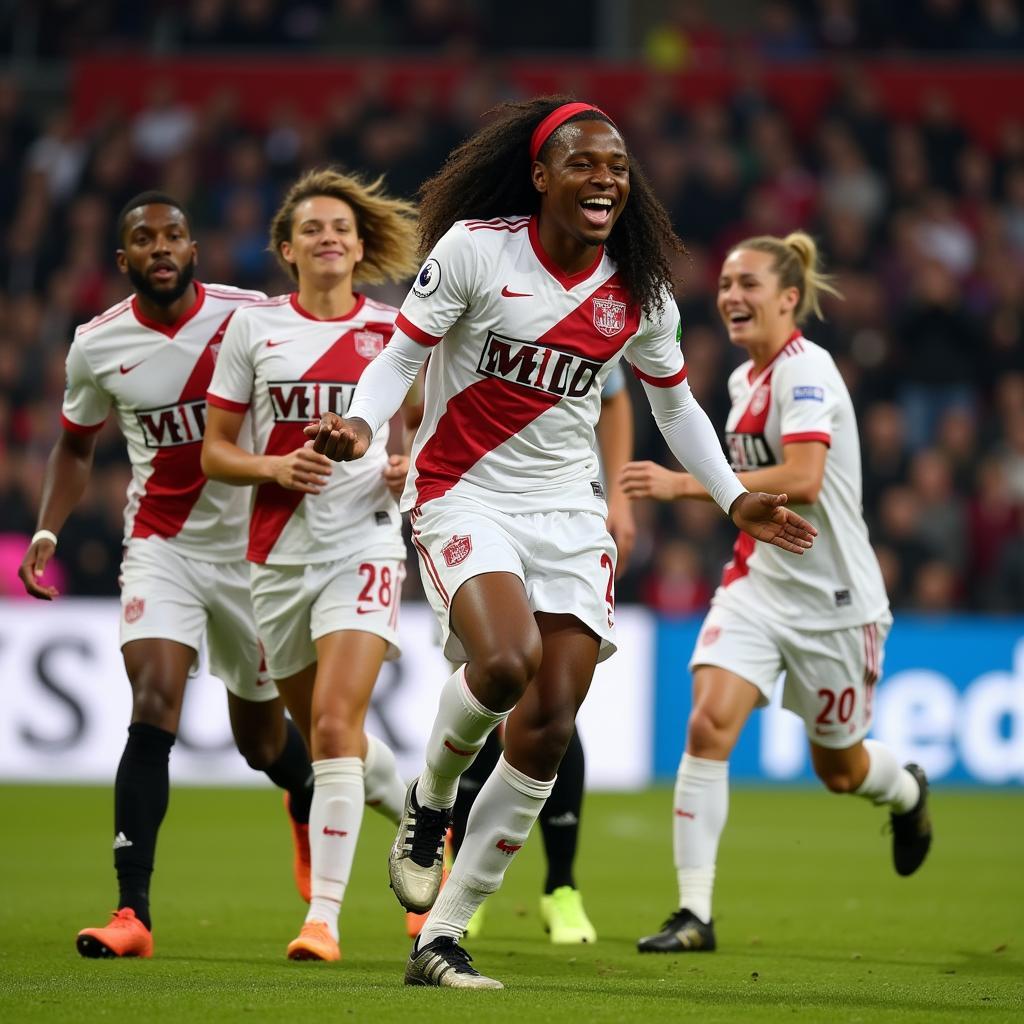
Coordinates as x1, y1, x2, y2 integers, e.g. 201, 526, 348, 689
269, 167, 419, 285
730, 231, 842, 324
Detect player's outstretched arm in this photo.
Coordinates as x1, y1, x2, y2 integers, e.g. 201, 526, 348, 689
304, 328, 430, 462
728, 491, 816, 554
640, 377, 816, 553
18, 429, 97, 600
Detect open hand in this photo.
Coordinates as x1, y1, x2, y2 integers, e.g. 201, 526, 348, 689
303, 412, 372, 462
18, 536, 59, 600
619, 461, 686, 501
728, 491, 817, 554
271, 446, 333, 493
383, 454, 410, 499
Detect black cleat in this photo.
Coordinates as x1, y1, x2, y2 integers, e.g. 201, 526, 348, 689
637, 908, 716, 953
891, 762, 932, 876
405, 936, 503, 988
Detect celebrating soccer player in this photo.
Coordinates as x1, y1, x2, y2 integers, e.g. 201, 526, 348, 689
304, 97, 816, 988
202, 168, 417, 963
18, 193, 316, 959
622, 232, 933, 955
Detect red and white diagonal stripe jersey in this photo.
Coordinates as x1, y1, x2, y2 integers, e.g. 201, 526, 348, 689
207, 293, 405, 566
396, 216, 688, 515
713, 333, 889, 629
61, 282, 265, 561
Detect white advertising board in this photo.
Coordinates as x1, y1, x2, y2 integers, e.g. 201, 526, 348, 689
0, 599, 653, 790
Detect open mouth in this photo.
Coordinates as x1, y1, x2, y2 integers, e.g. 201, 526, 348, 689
580, 196, 614, 227
727, 311, 753, 327
149, 264, 177, 282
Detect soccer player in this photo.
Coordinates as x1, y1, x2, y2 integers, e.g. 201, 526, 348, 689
444, 366, 636, 946
304, 97, 816, 989
622, 232, 933, 954
17, 192, 315, 959
201, 168, 417, 963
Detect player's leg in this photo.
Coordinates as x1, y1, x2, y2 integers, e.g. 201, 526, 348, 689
75, 636, 192, 959
406, 612, 597, 989
799, 619, 930, 876
537, 726, 596, 943
284, 630, 387, 959
390, 571, 540, 915
637, 664, 759, 954
206, 560, 315, 900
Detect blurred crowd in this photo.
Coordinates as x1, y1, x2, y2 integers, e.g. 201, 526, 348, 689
3, 0, 1022, 60
1, 5, 1023, 615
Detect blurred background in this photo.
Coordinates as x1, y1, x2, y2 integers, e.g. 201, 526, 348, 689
0, 1, 1022, 787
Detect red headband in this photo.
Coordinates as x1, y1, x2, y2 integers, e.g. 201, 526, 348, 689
529, 102, 613, 162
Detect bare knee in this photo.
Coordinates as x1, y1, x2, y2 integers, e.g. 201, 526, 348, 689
233, 730, 281, 771
507, 711, 575, 780
686, 706, 735, 760
471, 642, 542, 709
130, 681, 182, 732
815, 766, 861, 794
311, 708, 364, 759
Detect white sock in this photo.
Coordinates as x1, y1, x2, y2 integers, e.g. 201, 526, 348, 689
306, 757, 365, 940
419, 755, 553, 946
855, 740, 920, 813
363, 734, 405, 825
416, 667, 508, 812
673, 753, 729, 924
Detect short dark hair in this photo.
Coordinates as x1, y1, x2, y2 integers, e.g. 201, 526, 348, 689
116, 191, 190, 245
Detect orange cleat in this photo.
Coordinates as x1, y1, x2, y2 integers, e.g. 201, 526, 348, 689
284, 793, 311, 903
76, 908, 153, 959
286, 920, 340, 962
405, 828, 453, 939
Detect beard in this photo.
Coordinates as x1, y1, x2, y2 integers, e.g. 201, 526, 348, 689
128, 256, 196, 307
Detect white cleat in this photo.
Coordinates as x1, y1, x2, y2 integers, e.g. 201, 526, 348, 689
404, 936, 503, 989
388, 779, 450, 914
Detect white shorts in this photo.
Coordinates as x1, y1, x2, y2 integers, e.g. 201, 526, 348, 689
410, 496, 617, 665
689, 603, 893, 749
119, 538, 276, 702
251, 548, 404, 680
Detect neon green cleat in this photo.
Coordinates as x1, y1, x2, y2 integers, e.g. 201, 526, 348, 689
539, 886, 597, 944
464, 899, 487, 939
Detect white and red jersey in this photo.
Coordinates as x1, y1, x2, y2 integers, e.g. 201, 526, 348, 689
61, 282, 266, 561
712, 332, 889, 630
207, 292, 405, 566
396, 216, 688, 515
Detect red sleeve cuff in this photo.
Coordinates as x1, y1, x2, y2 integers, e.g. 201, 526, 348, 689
782, 431, 831, 447
207, 393, 250, 413
61, 412, 105, 434
395, 313, 442, 348
630, 363, 688, 388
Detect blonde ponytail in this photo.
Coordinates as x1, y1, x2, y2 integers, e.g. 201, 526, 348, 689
732, 231, 842, 324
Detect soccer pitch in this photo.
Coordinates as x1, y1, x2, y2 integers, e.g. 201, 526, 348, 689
1, 785, 1020, 1023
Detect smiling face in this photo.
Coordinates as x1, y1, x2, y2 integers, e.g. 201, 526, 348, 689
279, 194, 364, 286
717, 247, 799, 349
117, 204, 197, 306
532, 118, 630, 248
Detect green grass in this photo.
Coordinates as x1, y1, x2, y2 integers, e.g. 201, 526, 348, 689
0, 785, 1021, 1023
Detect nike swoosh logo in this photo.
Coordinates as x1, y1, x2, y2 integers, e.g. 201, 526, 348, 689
266, 339, 292, 347
322, 826, 348, 837
119, 360, 146, 374
501, 285, 532, 298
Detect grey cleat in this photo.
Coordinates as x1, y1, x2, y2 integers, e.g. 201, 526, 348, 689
637, 908, 717, 953
389, 779, 451, 914
404, 936, 504, 989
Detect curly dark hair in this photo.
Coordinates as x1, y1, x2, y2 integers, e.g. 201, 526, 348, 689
416, 95, 686, 316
